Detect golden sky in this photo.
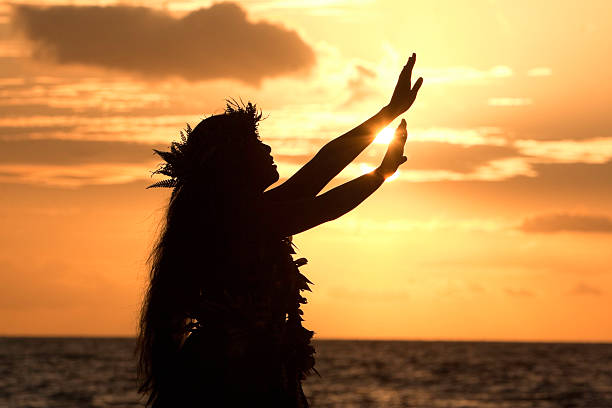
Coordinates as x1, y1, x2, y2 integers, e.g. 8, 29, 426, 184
1, 0, 611, 341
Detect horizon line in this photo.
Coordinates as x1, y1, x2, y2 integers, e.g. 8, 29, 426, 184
1, 335, 611, 345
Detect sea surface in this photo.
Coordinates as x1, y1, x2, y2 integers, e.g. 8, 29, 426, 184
1, 338, 611, 408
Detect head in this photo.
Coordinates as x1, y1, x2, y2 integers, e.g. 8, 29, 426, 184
148, 100, 278, 195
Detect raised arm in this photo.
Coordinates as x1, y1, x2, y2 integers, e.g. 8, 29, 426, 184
260, 120, 408, 237
265, 53, 422, 202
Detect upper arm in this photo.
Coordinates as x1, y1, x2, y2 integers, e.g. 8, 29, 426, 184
258, 195, 335, 237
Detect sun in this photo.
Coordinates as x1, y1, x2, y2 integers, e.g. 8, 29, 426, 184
373, 126, 395, 144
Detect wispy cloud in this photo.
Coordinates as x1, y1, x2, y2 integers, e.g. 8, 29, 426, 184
488, 97, 533, 107
404, 127, 507, 146
505, 287, 535, 297
520, 213, 612, 234
527, 67, 552, 77
0, 78, 26, 86
13, 3, 315, 84
0, 163, 153, 187
339, 156, 535, 183
326, 216, 510, 233
0, 78, 170, 113
0, 40, 30, 57
515, 138, 612, 164
569, 282, 603, 296
340, 64, 379, 108
0, 139, 161, 165
328, 286, 409, 302
405, 143, 518, 172
420, 65, 512, 84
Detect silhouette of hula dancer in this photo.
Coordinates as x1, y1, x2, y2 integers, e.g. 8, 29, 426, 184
138, 54, 423, 407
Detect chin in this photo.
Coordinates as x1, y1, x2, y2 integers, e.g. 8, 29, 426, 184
267, 170, 280, 187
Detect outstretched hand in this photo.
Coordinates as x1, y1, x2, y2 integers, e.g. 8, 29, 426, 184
377, 119, 408, 178
387, 53, 423, 117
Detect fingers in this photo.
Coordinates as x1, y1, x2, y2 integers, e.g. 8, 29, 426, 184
402, 53, 416, 84
399, 53, 415, 78
404, 53, 415, 70
395, 118, 407, 141
395, 118, 407, 131
412, 76, 424, 93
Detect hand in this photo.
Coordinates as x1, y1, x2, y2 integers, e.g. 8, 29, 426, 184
377, 119, 408, 178
386, 53, 423, 117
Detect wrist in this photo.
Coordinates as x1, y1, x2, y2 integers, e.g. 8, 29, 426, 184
381, 104, 402, 120
379, 105, 398, 121
373, 166, 387, 181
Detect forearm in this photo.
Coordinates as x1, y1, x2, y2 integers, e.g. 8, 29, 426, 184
316, 168, 386, 222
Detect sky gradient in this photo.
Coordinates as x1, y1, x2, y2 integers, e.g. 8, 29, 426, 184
1, 0, 611, 341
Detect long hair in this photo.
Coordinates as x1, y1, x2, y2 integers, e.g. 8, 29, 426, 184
137, 102, 263, 406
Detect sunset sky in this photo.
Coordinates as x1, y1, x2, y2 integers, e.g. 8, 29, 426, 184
1, 0, 611, 341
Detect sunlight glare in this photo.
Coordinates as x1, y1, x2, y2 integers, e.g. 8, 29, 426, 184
359, 163, 399, 182
386, 170, 399, 182
374, 126, 394, 144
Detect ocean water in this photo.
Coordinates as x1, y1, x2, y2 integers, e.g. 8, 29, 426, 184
1, 338, 612, 408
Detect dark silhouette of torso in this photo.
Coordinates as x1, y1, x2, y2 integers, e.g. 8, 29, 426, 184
152, 234, 313, 408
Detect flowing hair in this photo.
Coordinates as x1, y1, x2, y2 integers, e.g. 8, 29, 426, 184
137, 102, 263, 406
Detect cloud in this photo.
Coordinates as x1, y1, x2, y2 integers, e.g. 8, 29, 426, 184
0, 138, 163, 187
340, 64, 379, 107
0, 77, 173, 115
0, 78, 25, 86
326, 216, 508, 233
527, 67, 552, 77
0, 139, 162, 165
0, 163, 152, 187
0, 113, 201, 143
328, 286, 409, 302
488, 97, 533, 107
529, 161, 612, 195
402, 142, 518, 173
569, 282, 603, 296
520, 213, 612, 233
406, 127, 507, 146
504, 288, 534, 297
12, 3, 316, 85
0, 39, 29, 58
341, 156, 535, 183
420, 65, 512, 84
515, 138, 612, 164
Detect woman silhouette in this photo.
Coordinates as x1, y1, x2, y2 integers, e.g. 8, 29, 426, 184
138, 54, 422, 407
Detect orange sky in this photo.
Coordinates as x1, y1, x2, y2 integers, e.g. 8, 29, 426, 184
1, 0, 611, 341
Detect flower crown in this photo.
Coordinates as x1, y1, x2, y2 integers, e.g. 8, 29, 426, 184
147, 100, 262, 189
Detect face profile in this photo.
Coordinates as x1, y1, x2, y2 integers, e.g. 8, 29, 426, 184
242, 139, 279, 191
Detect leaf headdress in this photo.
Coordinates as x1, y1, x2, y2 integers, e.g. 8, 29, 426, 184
147, 100, 263, 190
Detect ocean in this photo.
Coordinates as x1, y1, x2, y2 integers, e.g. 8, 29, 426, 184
1, 338, 611, 408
